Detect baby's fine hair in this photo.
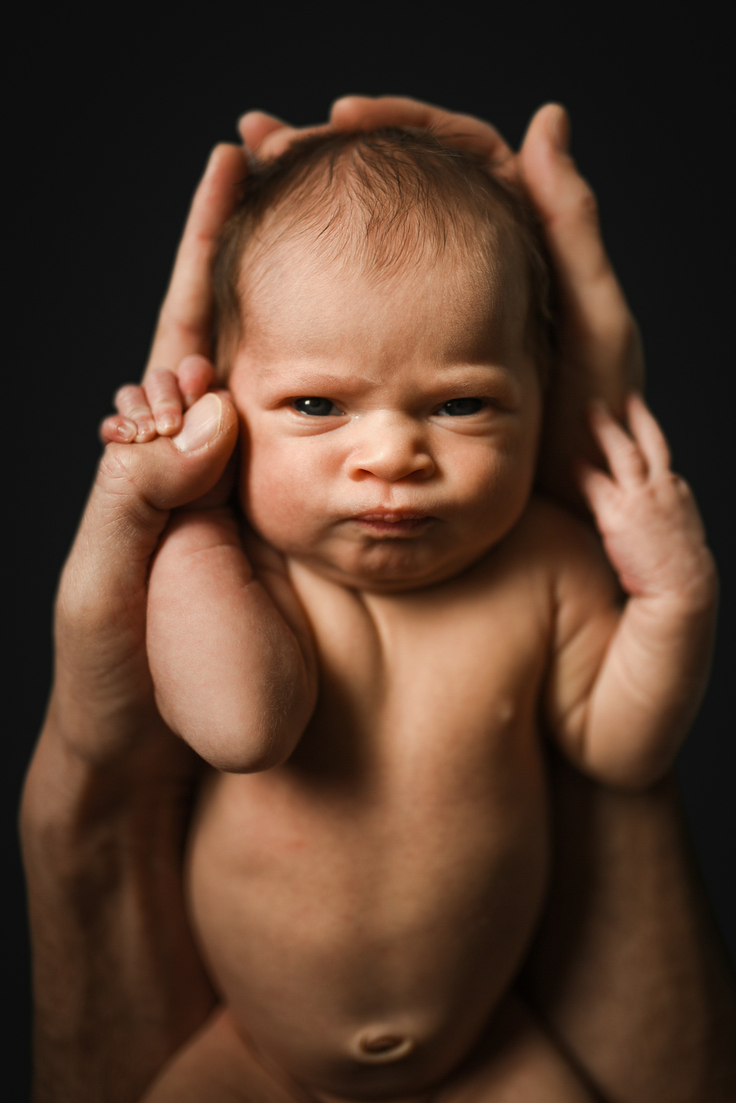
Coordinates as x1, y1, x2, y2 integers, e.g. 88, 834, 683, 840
213, 127, 554, 379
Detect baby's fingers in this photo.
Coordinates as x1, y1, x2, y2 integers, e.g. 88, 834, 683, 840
576, 460, 618, 519
100, 413, 137, 444
140, 357, 218, 434
113, 383, 157, 442
138, 368, 185, 435
105, 357, 217, 447
625, 393, 671, 477
588, 400, 649, 487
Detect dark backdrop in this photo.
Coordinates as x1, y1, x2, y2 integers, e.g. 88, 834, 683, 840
8, 4, 733, 1095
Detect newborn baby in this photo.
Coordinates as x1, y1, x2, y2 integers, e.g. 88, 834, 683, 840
138, 129, 715, 1101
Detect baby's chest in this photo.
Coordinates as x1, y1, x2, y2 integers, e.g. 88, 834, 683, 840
292, 565, 552, 782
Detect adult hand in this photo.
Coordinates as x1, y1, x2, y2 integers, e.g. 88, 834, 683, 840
241, 95, 644, 508
21, 143, 243, 1103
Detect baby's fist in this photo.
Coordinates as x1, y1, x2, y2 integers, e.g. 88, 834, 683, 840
100, 355, 216, 444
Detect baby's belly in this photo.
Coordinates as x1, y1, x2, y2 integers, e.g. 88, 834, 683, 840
186, 750, 549, 1100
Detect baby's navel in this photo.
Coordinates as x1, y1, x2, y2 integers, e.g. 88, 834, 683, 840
351, 1028, 415, 1062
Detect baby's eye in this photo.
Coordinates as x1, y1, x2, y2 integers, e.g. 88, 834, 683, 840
437, 398, 484, 417
293, 397, 342, 417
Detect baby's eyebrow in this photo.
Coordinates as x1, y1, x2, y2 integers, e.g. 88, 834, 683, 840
256, 360, 521, 387
255, 362, 383, 390
262, 370, 346, 389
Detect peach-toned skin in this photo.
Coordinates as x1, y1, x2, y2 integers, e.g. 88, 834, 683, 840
124, 194, 717, 1102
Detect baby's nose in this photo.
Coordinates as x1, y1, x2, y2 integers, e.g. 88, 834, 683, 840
347, 413, 435, 482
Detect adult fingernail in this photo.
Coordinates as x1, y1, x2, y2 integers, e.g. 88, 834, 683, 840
172, 393, 222, 452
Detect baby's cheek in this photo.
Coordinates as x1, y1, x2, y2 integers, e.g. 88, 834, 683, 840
241, 453, 314, 551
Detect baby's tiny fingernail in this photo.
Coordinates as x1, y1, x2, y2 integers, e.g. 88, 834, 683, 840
114, 418, 136, 442
172, 393, 222, 452
134, 418, 156, 441
156, 412, 178, 434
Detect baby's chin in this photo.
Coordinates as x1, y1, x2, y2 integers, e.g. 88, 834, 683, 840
286, 539, 494, 594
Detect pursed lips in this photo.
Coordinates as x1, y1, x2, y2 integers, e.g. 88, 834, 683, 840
351, 510, 434, 535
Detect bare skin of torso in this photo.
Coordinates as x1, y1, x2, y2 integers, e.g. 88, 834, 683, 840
184, 501, 602, 1102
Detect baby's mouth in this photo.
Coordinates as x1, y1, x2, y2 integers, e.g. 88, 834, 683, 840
352, 511, 433, 536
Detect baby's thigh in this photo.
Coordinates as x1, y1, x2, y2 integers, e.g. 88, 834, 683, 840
438, 995, 597, 1103
139, 1008, 311, 1103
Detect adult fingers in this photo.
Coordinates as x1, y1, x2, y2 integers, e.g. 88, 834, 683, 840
238, 109, 292, 149
330, 95, 515, 166
239, 110, 333, 161
241, 95, 516, 170
177, 353, 217, 408
519, 104, 644, 396
63, 394, 238, 635
145, 143, 247, 378
239, 110, 302, 158
86, 392, 238, 570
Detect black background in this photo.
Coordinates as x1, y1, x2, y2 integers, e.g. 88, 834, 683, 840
8, 4, 733, 1095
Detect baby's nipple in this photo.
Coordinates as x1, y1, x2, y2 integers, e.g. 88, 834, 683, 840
352, 1028, 415, 1063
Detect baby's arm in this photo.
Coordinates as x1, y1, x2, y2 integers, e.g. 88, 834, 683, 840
104, 363, 318, 773
547, 394, 717, 788
147, 509, 317, 772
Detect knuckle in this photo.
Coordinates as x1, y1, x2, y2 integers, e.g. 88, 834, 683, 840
96, 443, 159, 505
157, 305, 205, 345
113, 383, 140, 406
576, 182, 600, 228
147, 366, 175, 383
146, 368, 178, 397
97, 444, 142, 494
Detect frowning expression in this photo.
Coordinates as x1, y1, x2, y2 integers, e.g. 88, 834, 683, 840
228, 239, 542, 592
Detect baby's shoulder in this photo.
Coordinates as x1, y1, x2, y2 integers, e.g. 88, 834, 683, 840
506, 495, 619, 620
490, 495, 618, 616
498, 495, 608, 574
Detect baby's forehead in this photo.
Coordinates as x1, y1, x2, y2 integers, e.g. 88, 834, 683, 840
240, 234, 529, 390
214, 131, 553, 381
235, 240, 533, 398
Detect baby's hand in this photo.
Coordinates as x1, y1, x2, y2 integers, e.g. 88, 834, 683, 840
100, 355, 216, 444
578, 395, 715, 606
100, 355, 237, 511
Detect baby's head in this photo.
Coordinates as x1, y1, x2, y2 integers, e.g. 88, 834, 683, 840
213, 128, 554, 591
